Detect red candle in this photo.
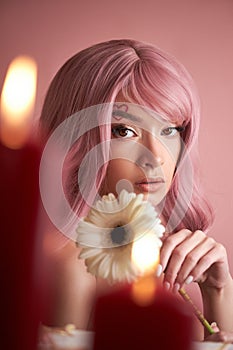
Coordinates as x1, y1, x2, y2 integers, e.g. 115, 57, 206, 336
0, 56, 42, 349
93, 231, 193, 349
93, 284, 193, 350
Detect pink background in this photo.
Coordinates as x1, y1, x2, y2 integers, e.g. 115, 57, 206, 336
1, 0, 233, 275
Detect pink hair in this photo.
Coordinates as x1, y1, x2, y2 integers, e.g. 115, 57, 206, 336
40, 39, 214, 233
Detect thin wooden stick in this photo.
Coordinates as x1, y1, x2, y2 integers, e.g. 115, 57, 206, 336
179, 288, 215, 335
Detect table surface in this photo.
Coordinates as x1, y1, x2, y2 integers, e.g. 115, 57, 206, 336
193, 342, 233, 350
38, 326, 233, 350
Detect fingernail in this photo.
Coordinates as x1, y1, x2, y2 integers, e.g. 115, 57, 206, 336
156, 264, 163, 277
164, 281, 170, 291
173, 283, 180, 293
185, 275, 193, 285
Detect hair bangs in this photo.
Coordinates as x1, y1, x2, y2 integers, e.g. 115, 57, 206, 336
120, 57, 195, 129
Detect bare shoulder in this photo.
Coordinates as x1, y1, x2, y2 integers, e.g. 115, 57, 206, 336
42, 231, 96, 328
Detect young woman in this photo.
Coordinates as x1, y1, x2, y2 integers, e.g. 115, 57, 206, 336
39, 39, 233, 340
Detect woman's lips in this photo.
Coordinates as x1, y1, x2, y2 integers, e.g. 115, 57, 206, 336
135, 177, 165, 193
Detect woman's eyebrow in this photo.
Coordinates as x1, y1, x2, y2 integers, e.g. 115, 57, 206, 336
112, 110, 141, 122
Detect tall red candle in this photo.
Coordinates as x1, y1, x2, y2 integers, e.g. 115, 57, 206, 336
0, 56, 42, 349
0, 141, 42, 350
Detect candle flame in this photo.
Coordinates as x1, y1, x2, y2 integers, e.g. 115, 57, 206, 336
131, 234, 160, 274
0, 55, 37, 149
131, 234, 160, 306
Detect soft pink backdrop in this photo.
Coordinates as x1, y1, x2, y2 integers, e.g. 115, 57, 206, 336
1, 0, 233, 276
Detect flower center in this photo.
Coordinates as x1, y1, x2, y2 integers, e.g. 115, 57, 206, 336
110, 225, 127, 245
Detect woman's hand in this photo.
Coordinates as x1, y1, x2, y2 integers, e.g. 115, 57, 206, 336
158, 229, 230, 292
206, 331, 233, 343
205, 323, 233, 343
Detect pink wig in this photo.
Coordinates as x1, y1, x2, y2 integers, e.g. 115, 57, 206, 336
40, 39, 214, 233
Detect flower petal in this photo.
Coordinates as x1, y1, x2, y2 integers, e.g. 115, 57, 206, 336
76, 190, 165, 283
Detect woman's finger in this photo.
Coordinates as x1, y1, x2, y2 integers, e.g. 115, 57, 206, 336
174, 236, 216, 286
186, 243, 228, 286
160, 230, 206, 288
159, 229, 192, 274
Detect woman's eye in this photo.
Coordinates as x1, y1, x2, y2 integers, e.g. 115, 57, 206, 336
111, 125, 137, 138
161, 126, 183, 137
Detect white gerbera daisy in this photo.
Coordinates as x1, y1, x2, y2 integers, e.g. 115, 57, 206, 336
76, 190, 165, 283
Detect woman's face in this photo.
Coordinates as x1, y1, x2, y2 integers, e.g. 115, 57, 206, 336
101, 102, 183, 206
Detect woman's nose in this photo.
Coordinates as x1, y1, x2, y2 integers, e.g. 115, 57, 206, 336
137, 154, 164, 170
136, 135, 164, 169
